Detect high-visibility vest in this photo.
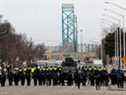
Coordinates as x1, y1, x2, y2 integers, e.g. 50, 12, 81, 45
31, 68, 35, 73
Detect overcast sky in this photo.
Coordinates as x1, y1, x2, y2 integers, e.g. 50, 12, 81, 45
0, 0, 126, 46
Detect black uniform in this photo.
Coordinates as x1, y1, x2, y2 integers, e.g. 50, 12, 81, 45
81, 70, 87, 86
13, 69, 20, 86
110, 69, 117, 85
74, 70, 81, 89
46, 70, 52, 86
0, 69, 6, 87
67, 71, 73, 86
60, 72, 65, 86
19, 69, 25, 86
32, 67, 39, 86
38, 69, 43, 86
7, 70, 14, 86
52, 70, 58, 86
7, 65, 14, 86
116, 69, 124, 88
25, 68, 31, 86
95, 70, 101, 90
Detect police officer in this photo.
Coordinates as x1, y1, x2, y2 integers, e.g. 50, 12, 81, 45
25, 67, 31, 86
0, 66, 2, 86
19, 68, 25, 86
32, 66, 39, 86
52, 67, 58, 86
67, 70, 73, 86
74, 69, 81, 89
95, 69, 102, 90
88, 67, 95, 86
116, 69, 124, 88
41, 68, 46, 86
13, 68, 20, 86
101, 68, 109, 86
38, 67, 43, 86
110, 68, 117, 85
48, 67, 53, 86
60, 70, 65, 86
45, 67, 49, 86
58, 67, 63, 85
74, 69, 78, 86
0, 66, 7, 87
7, 66, 14, 86
81, 68, 87, 86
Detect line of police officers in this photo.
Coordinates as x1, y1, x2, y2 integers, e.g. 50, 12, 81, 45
0, 65, 125, 89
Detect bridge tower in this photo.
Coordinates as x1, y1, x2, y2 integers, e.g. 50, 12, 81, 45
62, 3, 78, 52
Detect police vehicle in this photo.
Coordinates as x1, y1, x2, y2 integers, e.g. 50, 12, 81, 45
61, 57, 77, 73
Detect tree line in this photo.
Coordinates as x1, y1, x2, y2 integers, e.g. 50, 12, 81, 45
0, 20, 46, 66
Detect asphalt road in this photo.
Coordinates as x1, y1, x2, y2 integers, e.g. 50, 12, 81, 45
0, 86, 126, 95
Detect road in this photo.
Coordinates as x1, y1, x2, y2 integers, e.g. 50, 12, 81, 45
0, 86, 126, 95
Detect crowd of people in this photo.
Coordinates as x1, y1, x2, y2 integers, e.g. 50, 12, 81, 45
0, 64, 125, 90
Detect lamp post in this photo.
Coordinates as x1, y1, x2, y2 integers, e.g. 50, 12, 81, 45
80, 29, 84, 61
80, 29, 83, 53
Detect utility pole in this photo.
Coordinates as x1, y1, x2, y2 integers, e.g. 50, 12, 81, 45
80, 29, 83, 61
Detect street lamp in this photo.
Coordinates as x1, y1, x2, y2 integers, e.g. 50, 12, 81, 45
80, 29, 83, 53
